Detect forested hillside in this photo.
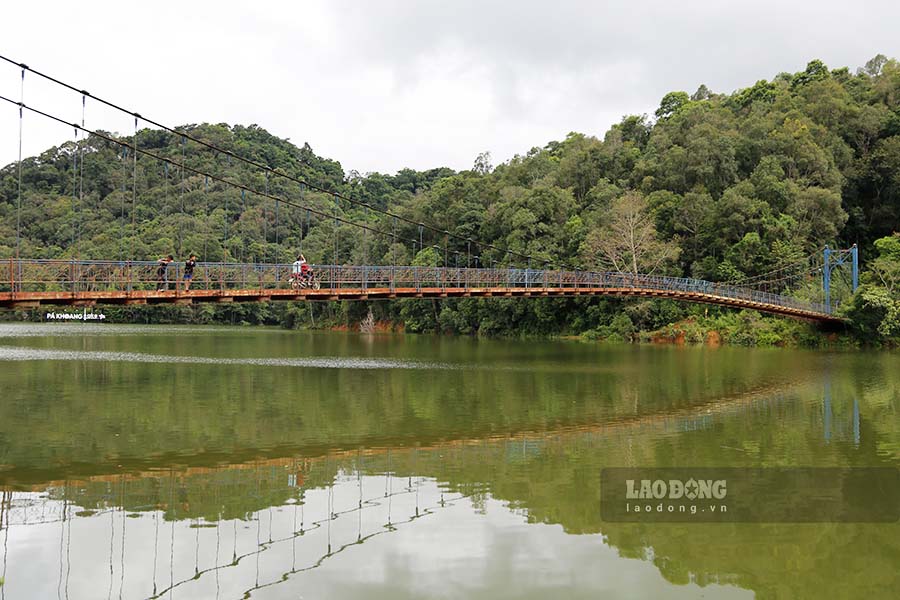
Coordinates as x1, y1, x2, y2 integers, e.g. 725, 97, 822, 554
2, 56, 900, 343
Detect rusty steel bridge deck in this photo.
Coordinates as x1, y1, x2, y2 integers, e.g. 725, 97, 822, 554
0, 259, 843, 323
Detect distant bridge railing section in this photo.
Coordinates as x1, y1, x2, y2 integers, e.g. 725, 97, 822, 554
1, 258, 831, 315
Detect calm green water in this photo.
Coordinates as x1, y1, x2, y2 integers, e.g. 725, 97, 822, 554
0, 324, 898, 599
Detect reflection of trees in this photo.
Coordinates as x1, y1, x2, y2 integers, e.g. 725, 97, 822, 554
0, 339, 819, 486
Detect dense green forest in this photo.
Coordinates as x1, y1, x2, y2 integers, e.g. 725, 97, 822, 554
2, 56, 900, 344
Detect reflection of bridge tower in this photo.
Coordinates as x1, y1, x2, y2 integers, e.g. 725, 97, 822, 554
1, 490, 10, 599
823, 381, 860, 446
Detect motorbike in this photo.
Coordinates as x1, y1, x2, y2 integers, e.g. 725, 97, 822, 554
290, 270, 321, 290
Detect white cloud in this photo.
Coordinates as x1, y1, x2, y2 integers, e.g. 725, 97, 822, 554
1, 0, 898, 175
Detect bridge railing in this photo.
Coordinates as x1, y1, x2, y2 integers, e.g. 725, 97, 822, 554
309, 266, 828, 313
0, 259, 830, 315
0, 259, 294, 294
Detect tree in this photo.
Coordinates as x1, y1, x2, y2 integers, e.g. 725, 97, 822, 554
791, 59, 830, 88
847, 233, 900, 339
614, 114, 652, 148
581, 191, 680, 275
473, 151, 493, 175
844, 285, 900, 338
655, 91, 690, 119
732, 80, 777, 108
869, 233, 900, 293
786, 186, 847, 245
860, 54, 888, 77
691, 85, 712, 102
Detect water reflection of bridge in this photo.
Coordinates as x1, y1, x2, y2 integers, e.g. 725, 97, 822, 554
0, 373, 825, 490
0, 381, 863, 599
1, 460, 469, 599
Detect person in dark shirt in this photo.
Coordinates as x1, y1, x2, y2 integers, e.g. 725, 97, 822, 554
183, 254, 197, 291
156, 255, 174, 291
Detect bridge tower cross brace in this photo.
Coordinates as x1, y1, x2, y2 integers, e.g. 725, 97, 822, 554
823, 245, 859, 314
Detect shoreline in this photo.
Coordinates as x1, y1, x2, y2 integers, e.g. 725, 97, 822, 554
0, 313, 871, 350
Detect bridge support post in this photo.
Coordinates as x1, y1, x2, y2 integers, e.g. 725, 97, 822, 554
823, 246, 832, 314
851, 244, 859, 292
526, 258, 530, 289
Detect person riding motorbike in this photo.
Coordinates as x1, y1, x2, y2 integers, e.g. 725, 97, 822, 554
293, 254, 311, 278
291, 254, 314, 287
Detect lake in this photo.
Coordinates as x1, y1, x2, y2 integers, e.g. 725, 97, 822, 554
0, 324, 898, 599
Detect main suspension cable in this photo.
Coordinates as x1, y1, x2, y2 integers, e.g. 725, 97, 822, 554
0, 54, 562, 269
727, 251, 820, 285
0, 94, 442, 258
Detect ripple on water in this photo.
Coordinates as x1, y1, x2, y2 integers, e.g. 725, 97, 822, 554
0, 344, 454, 370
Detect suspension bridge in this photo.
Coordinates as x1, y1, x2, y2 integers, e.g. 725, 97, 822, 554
0, 55, 858, 324
0, 257, 852, 323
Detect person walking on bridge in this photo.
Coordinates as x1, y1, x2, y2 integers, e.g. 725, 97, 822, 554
156, 255, 174, 291
182, 254, 197, 291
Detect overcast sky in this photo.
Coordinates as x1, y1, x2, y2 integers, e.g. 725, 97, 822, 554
2, 0, 899, 175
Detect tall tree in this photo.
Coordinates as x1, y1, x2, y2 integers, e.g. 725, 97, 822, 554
581, 191, 680, 275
